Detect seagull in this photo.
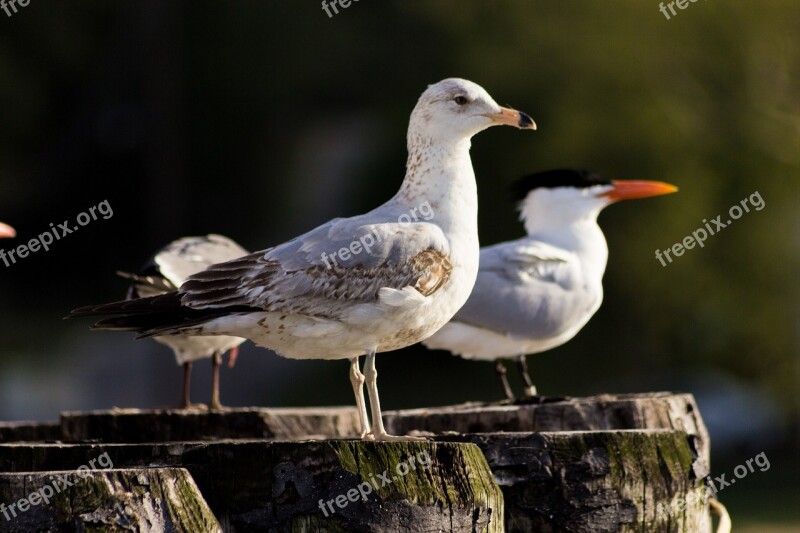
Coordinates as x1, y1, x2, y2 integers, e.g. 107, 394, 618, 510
423, 169, 677, 399
68, 78, 536, 440
0, 223, 14, 239
117, 234, 248, 410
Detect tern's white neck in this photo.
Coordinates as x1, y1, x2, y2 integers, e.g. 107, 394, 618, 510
519, 193, 610, 279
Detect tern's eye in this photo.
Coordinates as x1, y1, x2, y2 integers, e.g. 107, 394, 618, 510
453, 95, 469, 106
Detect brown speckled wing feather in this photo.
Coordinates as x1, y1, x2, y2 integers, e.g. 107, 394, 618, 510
180, 247, 451, 318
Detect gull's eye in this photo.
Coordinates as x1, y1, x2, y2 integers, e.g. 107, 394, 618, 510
453, 95, 469, 106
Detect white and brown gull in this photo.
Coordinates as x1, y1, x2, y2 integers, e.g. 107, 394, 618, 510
68, 78, 536, 440
118, 234, 248, 410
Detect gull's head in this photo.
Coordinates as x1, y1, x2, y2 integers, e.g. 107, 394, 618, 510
0, 222, 15, 239
409, 78, 536, 144
513, 169, 677, 233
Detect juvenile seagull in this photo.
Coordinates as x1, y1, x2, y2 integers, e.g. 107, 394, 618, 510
0, 223, 14, 239
69, 78, 536, 440
118, 234, 248, 410
423, 169, 677, 399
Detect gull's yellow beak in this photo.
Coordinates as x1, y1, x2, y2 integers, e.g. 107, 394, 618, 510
483, 106, 537, 130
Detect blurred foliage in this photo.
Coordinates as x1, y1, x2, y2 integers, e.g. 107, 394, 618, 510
0, 0, 797, 430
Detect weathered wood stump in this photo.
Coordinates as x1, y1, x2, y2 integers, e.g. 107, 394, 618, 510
384, 392, 712, 532
442, 430, 709, 532
385, 392, 709, 464
0, 422, 60, 443
0, 392, 713, 531
0, 440, 503, 532
60, 406, 360, 442
0, 467, 220, 532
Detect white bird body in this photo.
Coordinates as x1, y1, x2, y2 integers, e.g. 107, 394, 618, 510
153, 327, 244, 365
423, 170, 677, 397
124, 234, 248, 365
424, 233, 606, 361
119, 234, 249, 409
73, 78, 536, 437
190, 138, 481, 360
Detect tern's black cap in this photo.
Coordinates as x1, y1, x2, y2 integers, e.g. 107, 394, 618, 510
511, 169, 610, 201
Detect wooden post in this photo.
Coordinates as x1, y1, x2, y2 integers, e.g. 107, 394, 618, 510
0, 392, 714, 531
0, 422, 60, 444
385, 392, 710, 465
0, 441, 504, 532
60, 406, 360, 442
384, 392, 713, 532
442, 430, 710, 532
0, 468, 220, 532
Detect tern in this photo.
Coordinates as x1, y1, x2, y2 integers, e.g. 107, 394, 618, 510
117, 234, 248, 410
423, 169, 677, 399
68, 78, 536, 440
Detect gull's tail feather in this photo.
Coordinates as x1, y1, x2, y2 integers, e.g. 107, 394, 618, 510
67, 292, 184, 319
66, 292, 254, 336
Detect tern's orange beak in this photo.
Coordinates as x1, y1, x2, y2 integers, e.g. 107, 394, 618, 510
0, 222, 15, 239
483, 106, 537, 130
600, 180, 678, 202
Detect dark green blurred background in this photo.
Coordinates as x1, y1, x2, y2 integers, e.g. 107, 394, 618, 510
0, 1, 797, 528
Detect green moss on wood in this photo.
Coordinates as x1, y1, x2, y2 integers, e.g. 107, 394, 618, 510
1, 469, 221, 532
327, 441, 503, 532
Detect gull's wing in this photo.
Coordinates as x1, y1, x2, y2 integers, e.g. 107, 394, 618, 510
452, 238, 596, 339
180, 213, 453, 319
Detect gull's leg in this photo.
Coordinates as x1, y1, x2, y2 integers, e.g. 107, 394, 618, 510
496, 360, 515, 400
349, 356, 371, 438
516, 354, 537, 397
181, 361, 193, 409
364, 351, 424, 442
209, 351, 223, 411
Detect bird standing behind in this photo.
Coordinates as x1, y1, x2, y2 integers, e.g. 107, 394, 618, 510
68, 78, 536, 440
117, 234, 248, 410
423, 169, 677, 399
